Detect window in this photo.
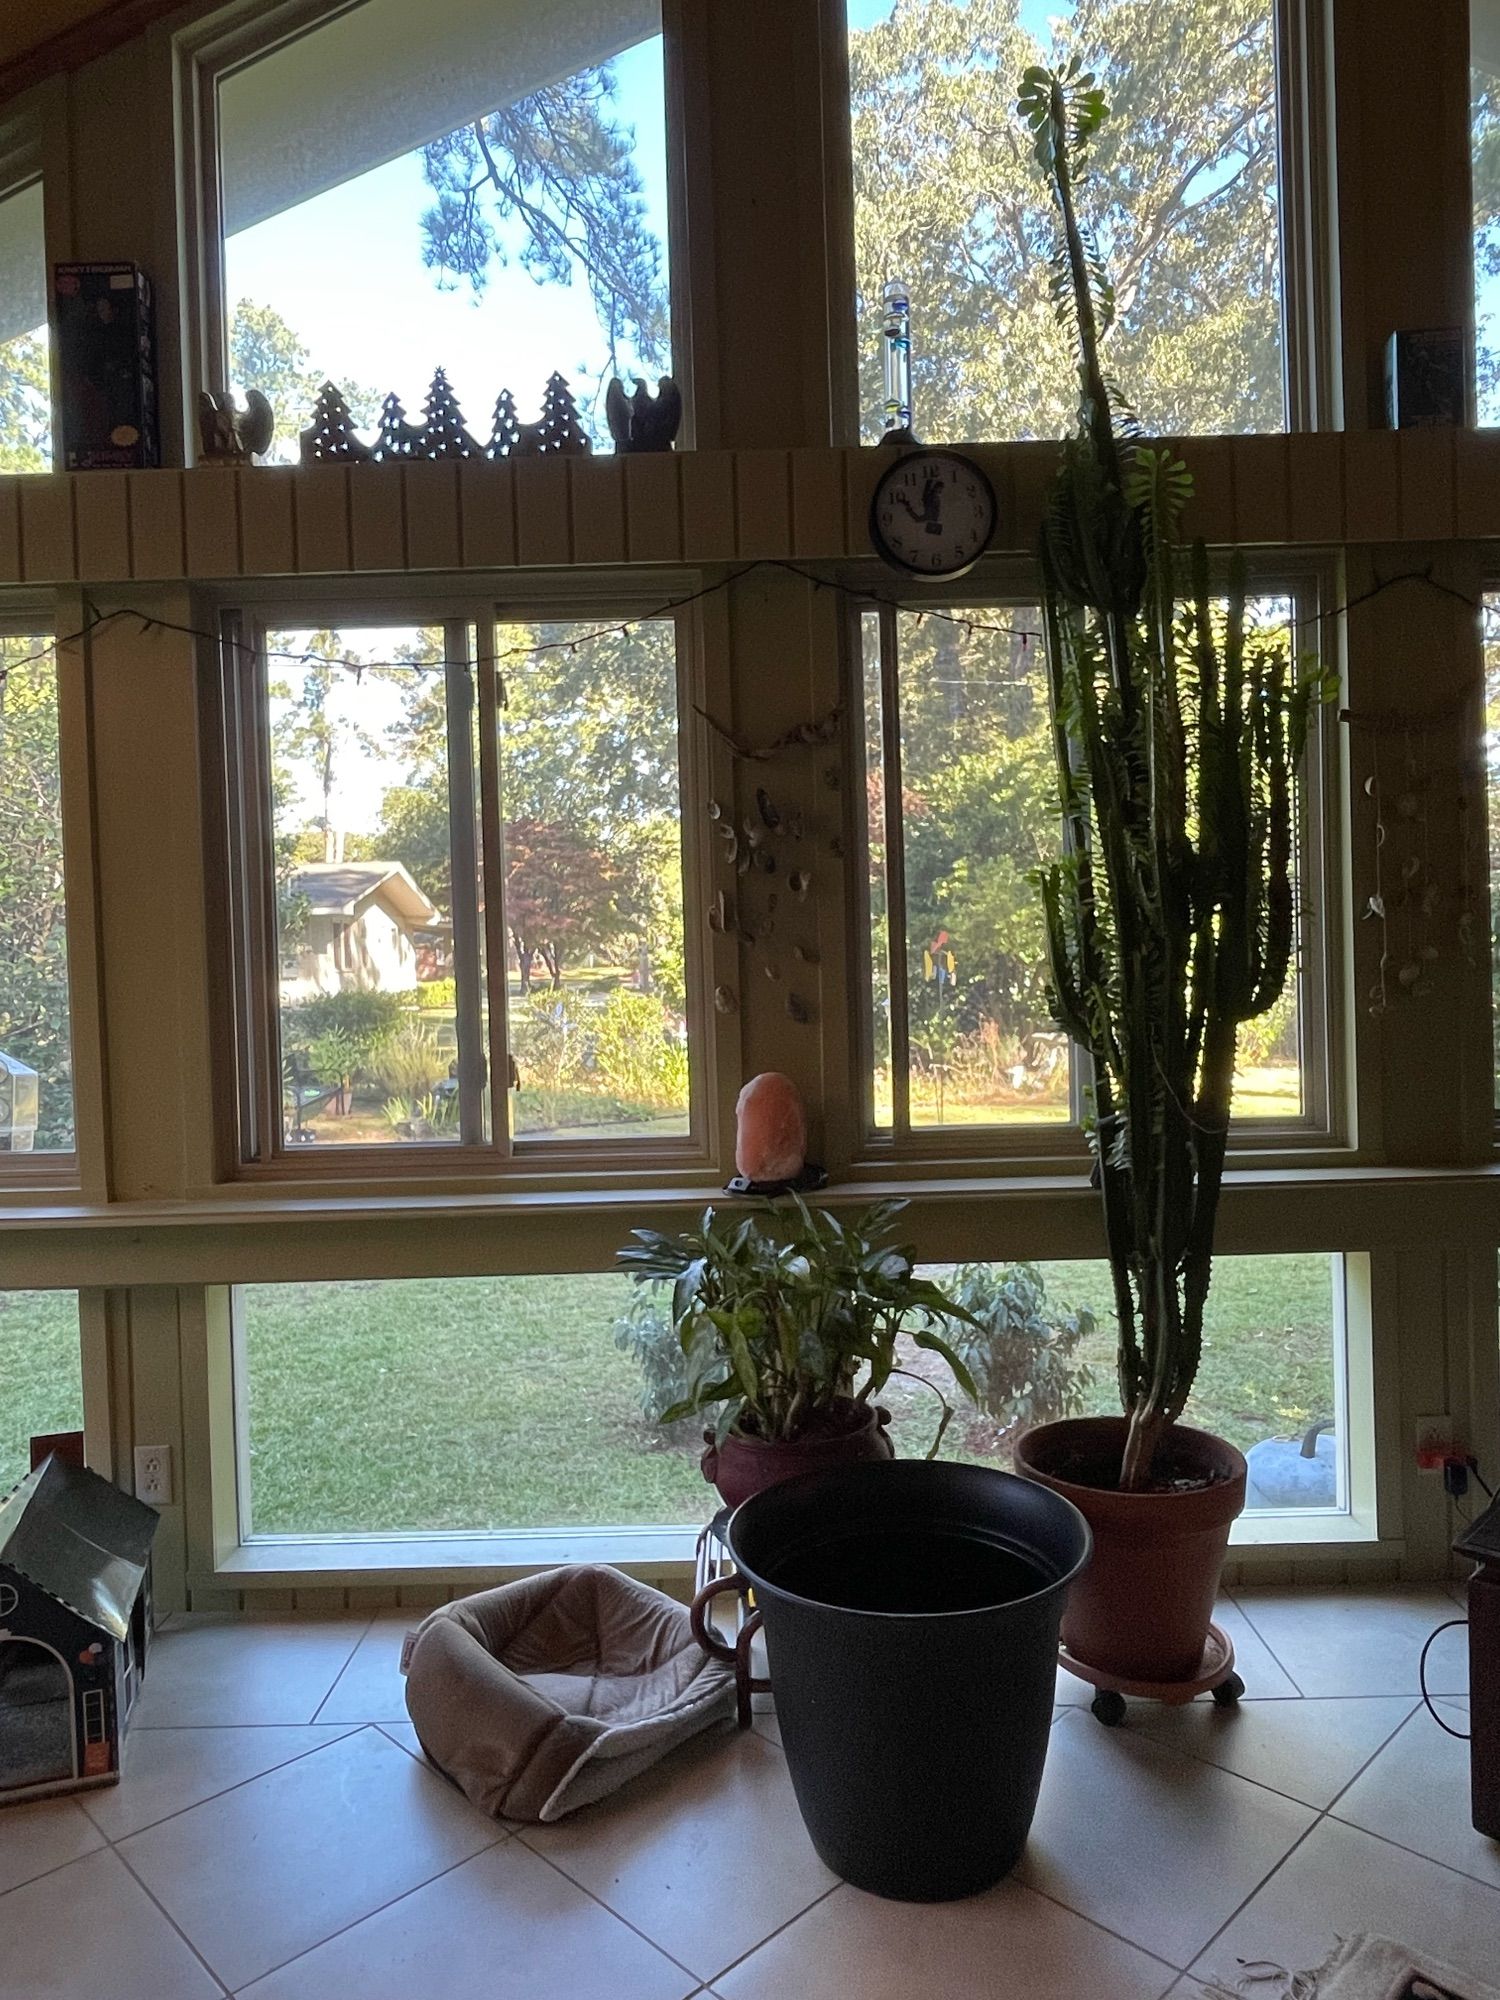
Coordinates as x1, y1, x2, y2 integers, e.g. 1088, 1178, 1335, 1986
0, 626, 74, 1158
858, 585, 1327, 1147
904, 1253, 1351, 1520
1476, 5, 1500, 423
0, 177, 50, 470
235, 1252, 1349, 1537
235, 1274, 713, 1534
845, 0, 1286, 442
219, 605, 694, 1164
208, 0, 672, 461
0, 1291, 82, 1491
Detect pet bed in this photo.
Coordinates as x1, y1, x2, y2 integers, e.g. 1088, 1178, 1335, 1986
403, 1564, 736, 1822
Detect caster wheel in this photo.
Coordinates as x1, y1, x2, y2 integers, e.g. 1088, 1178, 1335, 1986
1211, 1673, 1245, 1708
1091, 1689, 1127, 1726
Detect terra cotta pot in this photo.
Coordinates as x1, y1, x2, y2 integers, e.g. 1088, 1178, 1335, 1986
701, 1398, 895, 1507
1013, 1416, 1246, 1685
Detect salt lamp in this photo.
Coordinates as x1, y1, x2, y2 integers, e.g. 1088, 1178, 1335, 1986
735, 1072, 807, 1185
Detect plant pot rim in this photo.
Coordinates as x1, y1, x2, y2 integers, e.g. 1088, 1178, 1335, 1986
1014, 1415, 1247, 1529
723, 1396, 889, 1455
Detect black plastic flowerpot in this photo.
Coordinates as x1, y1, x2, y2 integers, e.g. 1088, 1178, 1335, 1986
726, 1458, 1091, 1902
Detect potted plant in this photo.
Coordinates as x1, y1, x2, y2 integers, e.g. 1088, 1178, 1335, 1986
617, 1196, 979, 1506
1009, 64, 1333, 1684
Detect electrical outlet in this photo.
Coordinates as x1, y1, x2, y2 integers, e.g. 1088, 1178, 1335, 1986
133, 1444, 173, 1507
1415, 1414, 1456, 1473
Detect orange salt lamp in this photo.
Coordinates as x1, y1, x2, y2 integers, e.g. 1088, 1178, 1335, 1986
734, 1072, 807, 1185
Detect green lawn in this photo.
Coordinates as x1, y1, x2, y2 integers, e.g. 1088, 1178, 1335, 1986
0, 1254, 1337, 1530
0, 1290, 85, 1493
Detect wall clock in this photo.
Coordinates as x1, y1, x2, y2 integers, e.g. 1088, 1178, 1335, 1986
869, 449, 997, 580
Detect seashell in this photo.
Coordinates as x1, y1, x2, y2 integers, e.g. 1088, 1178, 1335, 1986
793, 943, 820, 965
756, 787, 781, 830
763, 961, 780, 980
788, 869, 810, 898
786, 993, 810, 1023
714, 984, 737, 1014
707, 799, 723, 820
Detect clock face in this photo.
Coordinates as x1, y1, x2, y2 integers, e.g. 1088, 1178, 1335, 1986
869, 450, 997, 579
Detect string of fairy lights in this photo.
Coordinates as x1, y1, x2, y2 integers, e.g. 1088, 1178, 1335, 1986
0, 557, 1483, 730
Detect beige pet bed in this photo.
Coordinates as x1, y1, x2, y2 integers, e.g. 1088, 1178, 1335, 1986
402, 1564, 737, 1822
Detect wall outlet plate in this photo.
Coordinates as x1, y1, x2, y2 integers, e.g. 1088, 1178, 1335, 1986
1415, 1414, 1455, 1472
133, 1444, 173, 1507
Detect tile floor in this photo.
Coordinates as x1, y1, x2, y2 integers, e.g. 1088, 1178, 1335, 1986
1, 1587, 1496, 1999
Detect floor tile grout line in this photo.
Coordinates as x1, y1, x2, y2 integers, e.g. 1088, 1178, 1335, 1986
0, 1830, 116, 1907
512, 1832, 737, 1985
308, 1612, 380, 1723
1321, 1799, 1500, 1899
108, 1831, 236, 1998
688, 1878, 845, 1991
1316, 1698, 1429, 1819
212, 1827, 511, 1994
1013, 1867, 1194, 1977
80, 1724, 367, 1846
1126, 1695, 1420, 1814
1220, 1589, 1307, 1696
1183, 1811, 1328, 1985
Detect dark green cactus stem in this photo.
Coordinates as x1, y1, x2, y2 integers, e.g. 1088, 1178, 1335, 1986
1018, 64, 1328, 1490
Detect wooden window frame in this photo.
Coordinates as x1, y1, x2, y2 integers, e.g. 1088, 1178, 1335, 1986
821, 0, 1340, 443
845, 556, 1345, 1171
173, 0, 693, 461
206, 575, 716, 1185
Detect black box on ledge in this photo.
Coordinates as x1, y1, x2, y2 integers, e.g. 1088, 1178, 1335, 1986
53, 261, 160, 470
1384, 327, 1466, 429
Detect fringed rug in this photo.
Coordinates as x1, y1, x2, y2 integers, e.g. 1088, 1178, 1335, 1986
1202, 1934, 1500, 2000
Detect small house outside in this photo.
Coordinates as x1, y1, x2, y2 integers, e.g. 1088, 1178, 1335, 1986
279, 862, 441, 1002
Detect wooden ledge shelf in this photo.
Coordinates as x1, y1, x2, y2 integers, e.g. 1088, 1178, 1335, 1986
0, 432, 1495, 587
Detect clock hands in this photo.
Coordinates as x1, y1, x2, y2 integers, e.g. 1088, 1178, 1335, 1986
894, 473, 946, 535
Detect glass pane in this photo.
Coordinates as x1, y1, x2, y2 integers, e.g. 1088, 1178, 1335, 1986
862, 611, 894, 1129
495, 617, 690, 1143
218, 0, 671, 461
0, 1291, 83, 1491
884, 606, 1069, 1129
0, 180, 51, 472
1476, 9, 1500, 424
238, 1275, 713, 1533
847, 0, 1284, 442
0, 633, 74, 1152
1232, 594, 1305, 1120
887, 1253, 1345, 1516
268, 626, 476, 1148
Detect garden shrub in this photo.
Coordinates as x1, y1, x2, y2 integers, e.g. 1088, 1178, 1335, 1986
417, 978, 457, 1011
282, 990, 405, 1067
939, 1263, 1094, 1436
592, 990, 688, 1109
367, 1021, 449, 1099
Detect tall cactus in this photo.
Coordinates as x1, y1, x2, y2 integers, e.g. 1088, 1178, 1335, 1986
1018, 64, 1330, 1489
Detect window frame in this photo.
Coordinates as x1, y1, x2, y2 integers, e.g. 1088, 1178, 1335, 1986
0, 598, 81, 1189
0, 111, 55, 475
826, 0, 1340, 444
174, 0, 691, 463
207, 573, 716, 1183
844, 555, 1345, 1171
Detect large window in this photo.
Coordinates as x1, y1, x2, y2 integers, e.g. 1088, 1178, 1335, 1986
1476, 4, 1500, 424
0, 626, 74, 1159
858, 588, 1325, 1147
221, 606, 693, 1163
212, 0, 671, 460
234, 1252, 1348, 1536
846, 0, 1286, 442
0, 177, 50, 471
0, 1291, 82, 1492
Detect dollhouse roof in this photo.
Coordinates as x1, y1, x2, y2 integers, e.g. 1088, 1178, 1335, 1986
0, 1456, 157, 1643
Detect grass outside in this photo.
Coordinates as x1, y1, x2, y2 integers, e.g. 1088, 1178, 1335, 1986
0, 1291, 84, 1493
0, 1253, 1338, 1531
875, 1064, 1302, 1128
